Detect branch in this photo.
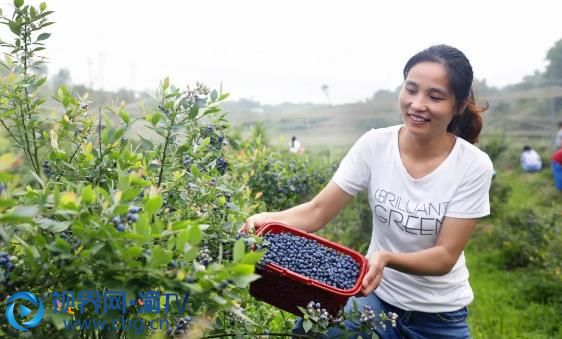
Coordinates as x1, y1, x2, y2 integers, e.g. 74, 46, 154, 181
0, 119, 23, 146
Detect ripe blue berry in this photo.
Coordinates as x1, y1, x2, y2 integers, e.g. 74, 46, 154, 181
126, 213, 138, 222
128, 206, 141, 213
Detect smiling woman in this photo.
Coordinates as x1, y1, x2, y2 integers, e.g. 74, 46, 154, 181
242, 44, 494, 338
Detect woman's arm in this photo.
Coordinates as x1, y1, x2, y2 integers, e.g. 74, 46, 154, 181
242, 180, 353, 233
361, 216, 477, 295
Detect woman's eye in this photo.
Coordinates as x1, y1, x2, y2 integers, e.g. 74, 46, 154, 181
430, 96, 443, 101
405, 88, 415, 94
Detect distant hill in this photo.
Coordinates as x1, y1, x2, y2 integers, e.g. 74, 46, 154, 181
220, 85, 562, 149
38, 80, 562, 150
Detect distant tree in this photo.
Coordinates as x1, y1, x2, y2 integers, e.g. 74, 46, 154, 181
371, 89, 396, 102
51, 68, 71, 88
545, 38, 562, 81
473, 79, 499, 96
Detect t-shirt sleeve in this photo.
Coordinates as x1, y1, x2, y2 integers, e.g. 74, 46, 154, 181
332, 131, 373, 196
445, 154, 494, 218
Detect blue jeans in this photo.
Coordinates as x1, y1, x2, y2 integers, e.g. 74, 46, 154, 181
552, 162, 562, 190
521, 163, 542, 172
293, 293, 470, 338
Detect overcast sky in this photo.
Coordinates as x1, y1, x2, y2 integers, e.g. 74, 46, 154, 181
2, 0, 561, 104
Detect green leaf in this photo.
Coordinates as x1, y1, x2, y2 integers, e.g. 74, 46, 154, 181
191, 164, 200, 177
188, 224, 202, 246
90, 242, 105, 256
231, 274, 261, 287
231, 263, 255, 275
176, 228, 189, 252
303, 320, 313, 333
233, 239, 245, 263
125, 246, 143, 259
184, 247, 198, 261
0, 214, 32, 223
134, 213, 149, 235
114, 128, 125, 141
171, 220, 190, 231
8, 22, 21, 35
151, 112, 161, 126
119, 110, 130, 124
144, 196, 162, 215
81, 185, 95, 204
36, 218, 71, 233
101, 128, 111, 144
211, 294, 227, 305
39, 2, 47, 11
151, 218, 163, 234
36, 33, 51, 41
149, 247, 172, 269
121, 188, 140, 202
218, 93, 230, 101
0, 198, 16, 209
240, 251, 264, 265
210, 89, 218, 102
14, 0, 23, 8
13, 205, 39, 217
188, 106, 199, 119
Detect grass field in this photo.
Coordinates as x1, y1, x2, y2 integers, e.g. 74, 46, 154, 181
466, 242, 561, 339
467, 166, 561, 339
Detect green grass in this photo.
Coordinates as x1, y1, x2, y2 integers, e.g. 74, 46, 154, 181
466, 166, 561, 339
466, 242, 561, 338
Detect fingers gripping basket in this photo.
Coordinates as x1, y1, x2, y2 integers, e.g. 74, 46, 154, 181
249, 222, 368, 316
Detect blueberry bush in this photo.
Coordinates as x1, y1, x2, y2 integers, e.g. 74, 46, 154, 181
0, 2, 396, 338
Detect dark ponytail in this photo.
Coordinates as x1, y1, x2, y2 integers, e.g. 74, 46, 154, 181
447, 88, 488, 144
403, 44, 488, 144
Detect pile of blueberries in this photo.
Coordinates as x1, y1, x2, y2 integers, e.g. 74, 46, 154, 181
167, 316, 191, 338
259, 232, 360, 290
111, 205, 142, 232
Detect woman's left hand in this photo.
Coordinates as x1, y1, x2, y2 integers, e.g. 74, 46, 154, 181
361, 251, 389, 296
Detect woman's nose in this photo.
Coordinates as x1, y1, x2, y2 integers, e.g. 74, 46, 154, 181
410, 94, 427, 111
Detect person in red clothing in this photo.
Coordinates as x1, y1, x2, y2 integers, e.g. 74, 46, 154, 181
551, 148, 562, 191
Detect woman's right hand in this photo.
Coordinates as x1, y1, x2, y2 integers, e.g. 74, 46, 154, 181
239, 212, 272, 234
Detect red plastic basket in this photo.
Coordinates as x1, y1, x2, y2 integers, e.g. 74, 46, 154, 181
249, 222, 368, 316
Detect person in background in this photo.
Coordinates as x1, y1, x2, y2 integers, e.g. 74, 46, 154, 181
551, 148, 562, 191
554, 121, 562, 149
520, 145, 542, 172
289, 136, 304, 154
243, 44, 493, 338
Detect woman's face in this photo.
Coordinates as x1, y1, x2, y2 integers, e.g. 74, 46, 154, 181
399, 61, 457, 141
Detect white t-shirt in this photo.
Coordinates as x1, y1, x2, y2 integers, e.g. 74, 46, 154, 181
332, 125, 494, 312
290, 139, 302, 153
520, 150, 542, 167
